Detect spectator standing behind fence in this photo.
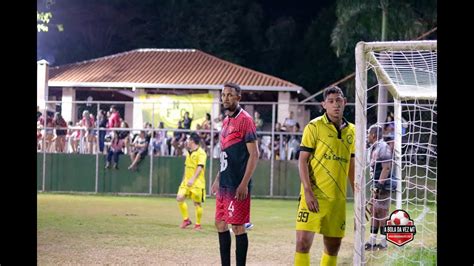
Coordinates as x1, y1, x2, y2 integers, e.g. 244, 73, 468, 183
287, 122, 301, 160
181, 111, 193, 129
151, 122, 167, 156
254, 111, 263, 131
53, 112, 67, 153
108, 105, 121, 128
171, 121, 186, 156
283, 111, 297, 132
97, 110, 108, 154
80, 110, 95, 154
105, 131, 124, 170
274, 122, 286, 160
201, 113, 212, 147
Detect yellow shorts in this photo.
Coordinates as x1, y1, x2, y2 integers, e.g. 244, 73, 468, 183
177, 185, 206, 203
295, 193, 346, 238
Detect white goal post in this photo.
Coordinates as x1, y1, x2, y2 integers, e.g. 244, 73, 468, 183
354, 40, 437, 265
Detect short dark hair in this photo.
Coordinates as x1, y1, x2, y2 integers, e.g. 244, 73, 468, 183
368, 125, 383, 140
189, 132, 201, 144
223, 82, 241, 95
323, 86, 344, 100
110, 105, 117, 111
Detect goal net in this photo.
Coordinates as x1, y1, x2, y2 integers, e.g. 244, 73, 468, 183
354, 40, 437, 265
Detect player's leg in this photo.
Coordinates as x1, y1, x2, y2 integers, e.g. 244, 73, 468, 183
377, 190, 391, 249
177, 187, 191, 228
228, 195, 251, 266
295, 230, 315, 266
319, 198, 346, 266
321, 236, 342, 266
295, 193, 320, 266
191, 188, 204, 229
215, 193, 231, 266
231, 224, 247, 266
366, 193, 378, 250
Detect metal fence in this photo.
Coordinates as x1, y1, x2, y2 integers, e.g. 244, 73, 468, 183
38, 98, 436, 197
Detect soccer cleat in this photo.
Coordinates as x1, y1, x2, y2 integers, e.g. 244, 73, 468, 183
194, 224, 202, 230
180, 219, 192, 229
364, 242, 377, 251
245, 223, 254, 230
376, 243, 387, 250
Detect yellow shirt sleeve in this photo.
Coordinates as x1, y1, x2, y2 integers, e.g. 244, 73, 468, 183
197, 148, 207, 166
300, 123, 318, 152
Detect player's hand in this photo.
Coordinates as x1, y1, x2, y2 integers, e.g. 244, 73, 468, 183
235, 184, 248, 201
211, 181, 219, 195
304, 190, 319, 213
187, 180, 194, 187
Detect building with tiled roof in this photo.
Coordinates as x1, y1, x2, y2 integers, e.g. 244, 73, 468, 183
38, 49, 311, 129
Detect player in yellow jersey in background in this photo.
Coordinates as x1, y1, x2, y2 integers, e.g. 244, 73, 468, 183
294, 86, 355, 266
177, 132, 207, 230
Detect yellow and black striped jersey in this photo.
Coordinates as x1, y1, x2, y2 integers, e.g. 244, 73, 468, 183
299, 113, 355, 199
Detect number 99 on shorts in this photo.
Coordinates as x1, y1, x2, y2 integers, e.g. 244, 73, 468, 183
297, 211, 309, 223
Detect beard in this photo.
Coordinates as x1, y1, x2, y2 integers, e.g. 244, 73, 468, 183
223, 104, 237, 112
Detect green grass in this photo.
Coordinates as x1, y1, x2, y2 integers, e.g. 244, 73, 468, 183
38, 193, 436, 265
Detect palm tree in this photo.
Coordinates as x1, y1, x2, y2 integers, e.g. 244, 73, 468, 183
331, 0, 436, 121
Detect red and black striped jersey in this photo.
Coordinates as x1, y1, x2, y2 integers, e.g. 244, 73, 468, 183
219, 106, 257, 190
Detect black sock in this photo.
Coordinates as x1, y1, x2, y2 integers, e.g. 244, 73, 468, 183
235, 233, 248, 266
370, 226, 379, 234
218, 231, 231, 266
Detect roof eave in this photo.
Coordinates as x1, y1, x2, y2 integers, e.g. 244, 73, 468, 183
48, 81, 307, 94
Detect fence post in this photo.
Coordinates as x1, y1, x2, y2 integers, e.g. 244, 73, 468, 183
149, 102, 154, 195
42, 105, 47, 192
95, 103, 100, 193
270, 103, 276, 196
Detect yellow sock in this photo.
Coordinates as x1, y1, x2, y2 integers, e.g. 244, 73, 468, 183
320, 252, 337, 266
178, 201, 188, 220
195, 204, 203, 225
294, 252, 310, 266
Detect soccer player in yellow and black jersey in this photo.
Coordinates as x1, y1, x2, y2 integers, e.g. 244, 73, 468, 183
177, 132, 207, 230
294, 86, 355, 266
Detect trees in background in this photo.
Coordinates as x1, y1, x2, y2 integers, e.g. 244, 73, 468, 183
37, 0, 436, 98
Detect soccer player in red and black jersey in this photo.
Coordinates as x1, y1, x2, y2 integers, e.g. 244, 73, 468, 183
211, 82, 259, 266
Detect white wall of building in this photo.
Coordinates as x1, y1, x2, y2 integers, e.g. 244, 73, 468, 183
37, 60, 49, 113
61, 87, 76, 123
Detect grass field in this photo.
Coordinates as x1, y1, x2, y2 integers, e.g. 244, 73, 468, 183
38, 193, 436, 265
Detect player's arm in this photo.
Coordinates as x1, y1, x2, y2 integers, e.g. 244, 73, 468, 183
349, 156, 355, 193
298, 150, 319, 212
378, 145, 392, 184
180, 168, 186, 183
378, 161, 391, 184
235, 141, 259, 200
211, 173, 220, 195
187, 165, 204, 187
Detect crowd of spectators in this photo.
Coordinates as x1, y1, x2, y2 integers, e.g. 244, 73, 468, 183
37, 107, 303, 162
